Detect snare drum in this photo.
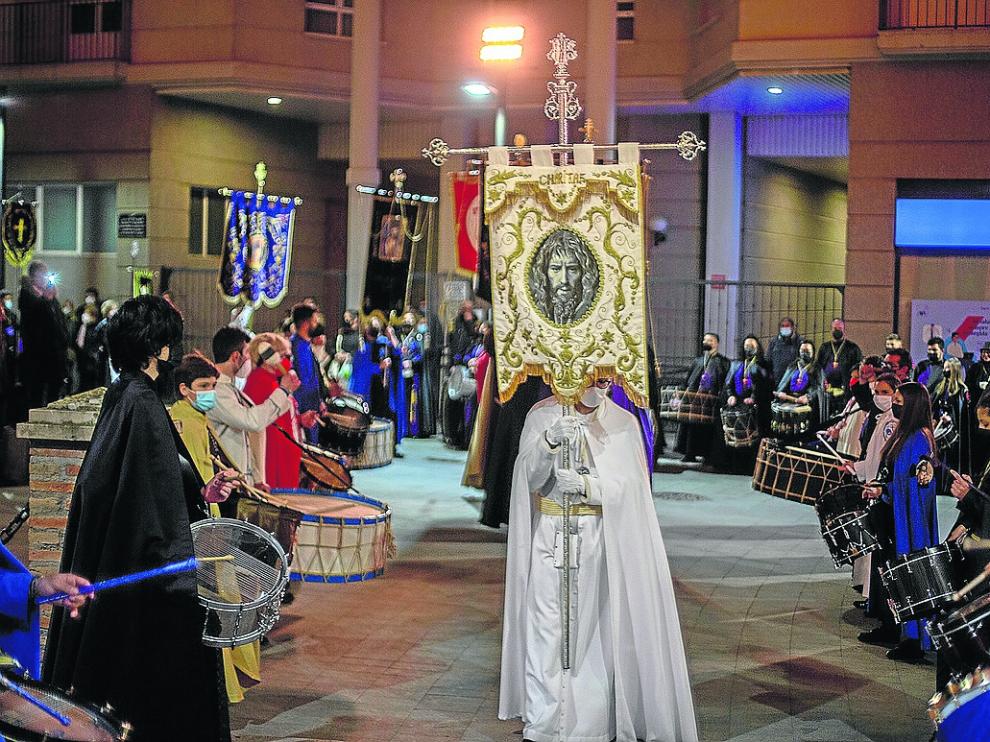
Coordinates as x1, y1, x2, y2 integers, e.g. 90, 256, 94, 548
350, 418, 394, 469
0, 672, 131, 741
659, 387, 717, 425
815, 484, 880, 568
273, 490, 394, 583
752, 438, 849, 505
880, 542, 965, 624
721, 405, 759, 448
931, 593, 990, 678
320, 393, 371, 455
934, 416, 960, 452
929, 666, 990, 741
770, 402, 813, 439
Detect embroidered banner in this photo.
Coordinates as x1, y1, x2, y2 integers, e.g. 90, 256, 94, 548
217, 191, 297, 308
485, 152, 648, 407
451, 172, 481, 276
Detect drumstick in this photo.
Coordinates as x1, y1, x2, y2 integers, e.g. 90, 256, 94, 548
37, 557, 201, 605
953, 562, 990, 602
0, 672, 71, 726
815, 431, 847, 465
209, 456, 290, 507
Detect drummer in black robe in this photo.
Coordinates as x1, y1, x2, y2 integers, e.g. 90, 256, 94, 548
773, 340, 824, 438
675, 331, 729, 465
716, 334, 772, 474
815, 318, 863, 421
44, 295, 232, 742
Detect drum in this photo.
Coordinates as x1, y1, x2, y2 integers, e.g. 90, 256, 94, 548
752, 438, 849, 505
658, 387, 717, 425
931, 593, 990, 678
191, 518, 290, 649
320, 393, 370, 455
300, 444, 353, 492
929, 666, 990, 741
815, 484, 880, 568
770, 402, 813, 439
272, 490, 394, 583
446, 365, 476, 401
0, 671, 131, 741
350, 418, 394, 469
236, 495, 301, 560
880, 542, 965, 624
721, 405, 759, 448
934, 415, 960, 452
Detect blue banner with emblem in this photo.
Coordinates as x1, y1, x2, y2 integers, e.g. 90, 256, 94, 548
217, 191, 297, 308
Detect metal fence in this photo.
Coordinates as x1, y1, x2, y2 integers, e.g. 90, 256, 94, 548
0, 0, 131, 65
649, 278, 845, 382
880, 0, 990, 29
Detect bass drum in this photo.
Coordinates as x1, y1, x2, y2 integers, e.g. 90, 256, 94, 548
320, 393, 371, 455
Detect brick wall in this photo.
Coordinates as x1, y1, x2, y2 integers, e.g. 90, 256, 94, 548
17, 388, 103, 637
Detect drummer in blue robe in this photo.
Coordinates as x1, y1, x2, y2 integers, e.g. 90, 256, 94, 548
860, 382, 939, 663
0, 542, 90, 678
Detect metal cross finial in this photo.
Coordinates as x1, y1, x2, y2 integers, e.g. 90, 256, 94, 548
579, 118, 596, 144
544, 33, 582, 157
254, 162, 267, 195
422, 138, 451, 167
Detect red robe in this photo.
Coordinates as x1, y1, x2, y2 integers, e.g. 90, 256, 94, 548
244, 368, 301, 489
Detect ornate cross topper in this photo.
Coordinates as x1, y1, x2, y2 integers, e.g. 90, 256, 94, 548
544, 33, 582, 151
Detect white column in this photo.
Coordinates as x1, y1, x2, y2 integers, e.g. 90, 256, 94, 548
704, 111, 744, 353
345, 0, 382, 310
584, 0, 617, 144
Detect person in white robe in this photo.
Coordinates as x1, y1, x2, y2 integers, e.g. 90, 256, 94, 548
499, 378, 698, 742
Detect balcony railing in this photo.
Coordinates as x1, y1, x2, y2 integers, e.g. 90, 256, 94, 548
881, 0, 990, 29
0, 0, 131, 65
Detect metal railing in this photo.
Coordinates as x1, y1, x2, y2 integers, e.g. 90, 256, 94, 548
0, 0, 131, 65
649, 278, 845, 382
880, 0, 990, 29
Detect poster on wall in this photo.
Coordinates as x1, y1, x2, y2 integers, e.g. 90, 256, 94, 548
910, 299, 990, 360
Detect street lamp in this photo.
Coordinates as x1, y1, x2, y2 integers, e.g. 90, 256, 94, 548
479, 25, 524, 146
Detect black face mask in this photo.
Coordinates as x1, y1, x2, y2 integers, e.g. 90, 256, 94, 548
891, 402, 903, 419
928, 352, 940, 363
311, 323, 326, 339
799, 352, 813, 363
744, 347, 757, 358
702, 343, 713, 353
832, 329, 844, 341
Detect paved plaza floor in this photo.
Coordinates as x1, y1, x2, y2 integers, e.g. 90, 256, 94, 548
224, 438, 955, 742
1, 436, 957, 741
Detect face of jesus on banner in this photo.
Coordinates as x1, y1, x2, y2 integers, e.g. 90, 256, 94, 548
528, 229, 600, 326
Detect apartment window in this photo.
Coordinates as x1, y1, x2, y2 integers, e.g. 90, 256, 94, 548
70, 1, 123, 35
189, 187, 226, 257
5, 184, 116, 253
617, 1, 635, 41
305, 0, 354, 38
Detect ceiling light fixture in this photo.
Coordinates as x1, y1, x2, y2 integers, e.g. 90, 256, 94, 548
462, 82, 496, 97
766, 86, 784, 95
267, 96, 283, 106
482, 26, 525, 43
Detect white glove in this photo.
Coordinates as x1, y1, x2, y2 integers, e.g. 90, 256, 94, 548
555, 468, 586, 496
545, 416, 584, 448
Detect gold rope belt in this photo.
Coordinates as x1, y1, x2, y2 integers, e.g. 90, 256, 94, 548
538, 497, 602, 517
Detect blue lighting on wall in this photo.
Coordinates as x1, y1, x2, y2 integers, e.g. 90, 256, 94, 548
895, 198, 990, 250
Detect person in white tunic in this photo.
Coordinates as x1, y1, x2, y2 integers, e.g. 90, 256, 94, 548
499, 379, 698, 742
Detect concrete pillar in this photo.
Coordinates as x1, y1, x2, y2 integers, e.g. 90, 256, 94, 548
345, 0, 382, 310
584, 0, 617, 144
704, 112, 744, 353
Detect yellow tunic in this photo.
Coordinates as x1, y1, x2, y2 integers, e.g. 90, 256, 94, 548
169, 399, 262, 704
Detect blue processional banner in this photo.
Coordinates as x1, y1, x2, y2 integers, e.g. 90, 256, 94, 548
217, 191, 297, 307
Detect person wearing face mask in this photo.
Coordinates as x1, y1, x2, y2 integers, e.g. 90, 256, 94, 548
289, 304, 328, 444
329, 309, 363, 392
675, 332, 730, 465
243, 333, 318, 488
74, 286, 100, 324
400, 311, 434, 437
773, 339, 823, 434
765, 317, 804, 387
43, 295, 236, 741
932, 357, 972, 476
363, 312, 406, 455
499, 378, 698, 742
19, 260, 69, 409
966, 343, 990, 475
717, 334, 772, 473
814, 318, 863, 421
913, 336, 945, 392
858, 382, 939, 662
168, 352, 261, 705
207, 327, 298, 489
73, 304, 103, 392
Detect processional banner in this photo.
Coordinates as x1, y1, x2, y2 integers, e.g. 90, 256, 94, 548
485, 145, 648, 408
217, 191, 297, 308
451, 172, 481, 276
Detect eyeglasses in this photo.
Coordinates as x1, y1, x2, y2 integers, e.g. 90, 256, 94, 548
593, 378, 613, 388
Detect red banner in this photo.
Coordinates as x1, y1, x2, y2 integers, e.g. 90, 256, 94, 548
451, 172, 481, 276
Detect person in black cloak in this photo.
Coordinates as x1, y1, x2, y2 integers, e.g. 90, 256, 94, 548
43, 295, 233, 741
